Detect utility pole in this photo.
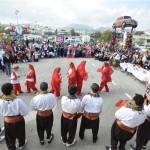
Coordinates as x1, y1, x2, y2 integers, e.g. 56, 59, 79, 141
15, 9, 19, 25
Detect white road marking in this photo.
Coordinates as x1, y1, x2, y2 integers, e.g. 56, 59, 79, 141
124, 93, 132, 100
112, 80, 117, 86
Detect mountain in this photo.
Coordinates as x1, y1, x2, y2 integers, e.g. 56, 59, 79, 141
95, 27, 112, 32
62, 24, 95, 33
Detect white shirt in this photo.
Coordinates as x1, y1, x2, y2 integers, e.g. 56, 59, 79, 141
31, 93, 56, 111
0, 98, 28, 116
81, 95, 103, 113
61, 96, 81, 114
115, 106, 146, 128
144, 104, 150, 116
10, 71, 20, 84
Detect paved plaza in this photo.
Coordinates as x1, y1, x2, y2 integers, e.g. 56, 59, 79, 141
0, 58, 149, 150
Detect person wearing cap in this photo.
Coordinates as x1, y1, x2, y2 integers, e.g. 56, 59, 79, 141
130, 77, 150, 150
97, 62, 113, 92
11, 65, 23, 96
79, 83, 103, 143
26, 64, 38, 93
61, 85, 81, 147
0, 83, 28, 150
106, 94, 146, 150
31, 82, 56, 145
76, 61, 88, 96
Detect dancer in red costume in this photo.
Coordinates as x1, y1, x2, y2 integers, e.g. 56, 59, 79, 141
97, 62, 113, 92
76, 61, 88, 95
11, 65, 23, 95
26, 64, 38, 93
67, 62, 77, 87
50, 67, 62, 97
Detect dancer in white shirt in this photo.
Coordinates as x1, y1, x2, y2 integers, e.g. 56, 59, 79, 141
31, 82, 56, 145
106, 94, 146, 150
61, 85, 81, 147
0, 83, 28, 150
11, 65, 23, 96
79, 83, 103, 143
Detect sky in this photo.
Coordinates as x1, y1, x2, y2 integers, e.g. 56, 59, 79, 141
0, 0, 150, 30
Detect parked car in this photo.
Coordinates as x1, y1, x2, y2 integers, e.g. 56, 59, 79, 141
113, 16, 138, 29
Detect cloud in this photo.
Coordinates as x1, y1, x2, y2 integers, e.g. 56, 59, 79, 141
0, 0, 149, 30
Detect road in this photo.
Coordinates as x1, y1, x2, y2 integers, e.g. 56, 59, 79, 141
0, 58, 148, 150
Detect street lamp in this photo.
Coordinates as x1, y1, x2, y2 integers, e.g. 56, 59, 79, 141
15, 10, 19, 25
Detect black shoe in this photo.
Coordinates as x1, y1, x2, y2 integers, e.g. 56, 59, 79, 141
142, 146, 146, 150
79, 133, 84, 140
130, 144, 135, 150
47, 133, 54, 144
40, 140, 44, 145
93, 136, 97, 143
106, 145, 111, 150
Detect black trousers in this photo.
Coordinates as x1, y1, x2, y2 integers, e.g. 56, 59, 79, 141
61, 115, 77, 144
135, 120, 150, 150
79, 116, 99, 142
4, 119, 25, 150
36, 113, 53, 141
111, 121, 135, 150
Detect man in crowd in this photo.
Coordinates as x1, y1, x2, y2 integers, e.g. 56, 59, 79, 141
61, 85, 81, 147
106, 94, 146, 150
3, 51, 12, 76
31, 82, 56, 145
79, 83, 103, 143
0, 83, 28, 150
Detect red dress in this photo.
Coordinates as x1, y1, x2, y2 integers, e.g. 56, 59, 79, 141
98, 63, 113, 92
26, 70, 38, 93
50, 67, 62, 97
76, 61, 88, 95
68, 62, 77, 87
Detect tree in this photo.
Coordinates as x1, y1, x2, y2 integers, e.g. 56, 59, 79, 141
70, 29, 76, 36
91, 32, 101, 39
100, 30, 112, 41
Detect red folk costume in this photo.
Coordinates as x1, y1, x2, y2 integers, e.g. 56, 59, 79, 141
76, 61, 88, 95
97, 62, 113, 92
67, 62, 77, 87
26, 64, 38, 93
11, 65, 23, 95
50, 67, 62, 97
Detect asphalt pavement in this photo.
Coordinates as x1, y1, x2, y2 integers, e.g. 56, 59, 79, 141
0, 58, 149, 150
